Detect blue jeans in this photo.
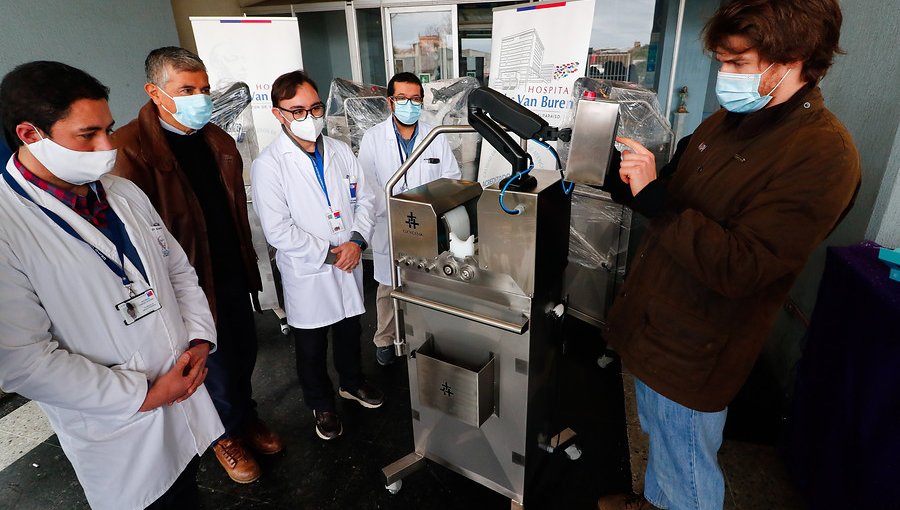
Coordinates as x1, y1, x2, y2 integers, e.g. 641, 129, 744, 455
634, 378, 727, 510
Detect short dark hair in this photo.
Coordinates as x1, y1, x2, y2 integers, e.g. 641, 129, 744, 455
388, 72, 424, 98
271, 70, 318, 107
704, 0, 844, 83
0, 61, 109, 148
145, 46, 206, 85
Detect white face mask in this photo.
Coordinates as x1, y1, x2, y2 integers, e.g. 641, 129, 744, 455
23, 124, 117, 185
287, 115, 324, 142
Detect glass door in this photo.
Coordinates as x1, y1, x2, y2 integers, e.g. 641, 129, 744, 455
295, 7, 353, 91
355, 7, 387, 85
384, 5, 459, 82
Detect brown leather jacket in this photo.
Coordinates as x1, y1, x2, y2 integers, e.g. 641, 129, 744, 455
605, 87, 860, 412
111, 100, 262, 318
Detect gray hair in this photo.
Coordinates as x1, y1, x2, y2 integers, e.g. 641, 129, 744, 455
145, 46, 206, 86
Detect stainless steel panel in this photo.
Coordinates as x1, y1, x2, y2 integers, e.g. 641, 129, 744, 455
390, 178, 482, 261
565, 99, 620, 187
478, 169, 569, 297
416, 337, 495, 427
392, 289, 529, 334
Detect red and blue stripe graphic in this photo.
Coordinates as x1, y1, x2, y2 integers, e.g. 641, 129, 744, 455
219, 19, 272, 23
517, 2, 566, 12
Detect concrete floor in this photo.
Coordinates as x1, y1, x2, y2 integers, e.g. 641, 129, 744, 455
622, 372, 807, 510
0, 261, 634, 509
0, 260, 809, 509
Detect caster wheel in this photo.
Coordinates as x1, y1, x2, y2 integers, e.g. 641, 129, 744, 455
564, 444, 582, 461
386, 480, 402, 494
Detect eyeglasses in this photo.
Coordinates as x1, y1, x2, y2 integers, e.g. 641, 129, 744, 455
277, 103, 326, 121
391, 96, 423, 106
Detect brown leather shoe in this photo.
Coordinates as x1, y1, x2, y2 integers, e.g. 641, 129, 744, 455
597, 493, 660, 510
243, 418, 284, 455
212, 437, 261, 484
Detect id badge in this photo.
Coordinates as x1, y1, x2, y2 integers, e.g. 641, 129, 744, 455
115, 288, 162, 325
150, 223, 170, 257
327, 210, 346, 233
346, 177, 359, 212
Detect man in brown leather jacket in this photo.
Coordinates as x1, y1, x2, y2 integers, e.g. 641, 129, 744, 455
112, 47, 282, 485
597, 1, 860, 509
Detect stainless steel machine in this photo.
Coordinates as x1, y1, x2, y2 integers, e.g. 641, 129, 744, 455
381, 88, 620, 508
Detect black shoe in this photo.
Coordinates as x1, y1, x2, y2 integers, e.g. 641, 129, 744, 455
313, 410, 342, 440
376, 346, 395, 366
339, 381, 385, 409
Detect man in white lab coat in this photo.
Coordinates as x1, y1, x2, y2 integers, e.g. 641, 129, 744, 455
0, 61, 223, 510
357, 72, 460, 366
251, 70, 383, 441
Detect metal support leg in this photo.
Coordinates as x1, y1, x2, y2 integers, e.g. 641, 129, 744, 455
382, 452, 426, 493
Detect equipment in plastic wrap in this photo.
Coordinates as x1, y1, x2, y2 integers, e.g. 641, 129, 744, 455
421, 77, 483, 181
564, 185, 631, 327
324, 78, 390, 154
210, 82, 259, 182
558, 78, 673, 169
209, 82, 286, 327
382, 87, 580, 509
559, 78, 672, 328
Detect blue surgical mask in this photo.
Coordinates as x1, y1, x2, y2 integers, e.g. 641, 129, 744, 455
158, 88, 213, 130
715, 64, 790, 114
393, 101, 422, 126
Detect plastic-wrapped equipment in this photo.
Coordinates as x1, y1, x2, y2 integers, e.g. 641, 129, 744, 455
558, 78, 673, 170
421, 77, 483, 181
324, 78, 390, 155
210, 82, 259, 181
560, 78, 671, 327
568, 185, 630, 272
564, 184, 633, 327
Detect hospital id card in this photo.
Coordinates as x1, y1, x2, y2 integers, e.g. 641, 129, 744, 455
327, 210, 346, 233
115, 288, 162, 325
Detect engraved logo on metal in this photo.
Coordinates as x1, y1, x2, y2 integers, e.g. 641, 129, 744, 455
440, 381, 454, 397
406, 212, 419, 230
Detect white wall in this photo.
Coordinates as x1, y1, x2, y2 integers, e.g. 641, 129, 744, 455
0, 0, 180, 126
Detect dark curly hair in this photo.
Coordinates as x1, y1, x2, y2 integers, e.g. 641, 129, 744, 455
704, 0, 844, 83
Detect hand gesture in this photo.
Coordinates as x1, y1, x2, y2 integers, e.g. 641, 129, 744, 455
617, 136, 657, 196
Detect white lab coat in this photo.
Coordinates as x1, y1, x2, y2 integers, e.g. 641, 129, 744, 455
357, 118, 460, 285
251, 133, 376, 329
0, 158, 223, 510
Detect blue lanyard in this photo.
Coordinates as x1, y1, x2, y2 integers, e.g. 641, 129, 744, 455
393, 124, 418, 164
304, 148, 331, 209
2, 166, 139, 290
393, 124, 418, 190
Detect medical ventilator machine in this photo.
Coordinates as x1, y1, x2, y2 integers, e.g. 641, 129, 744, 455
380, 87, 623, 509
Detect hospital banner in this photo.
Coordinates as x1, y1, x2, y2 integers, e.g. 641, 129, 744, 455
477, 0, 595, 186
191, 17, 303, 153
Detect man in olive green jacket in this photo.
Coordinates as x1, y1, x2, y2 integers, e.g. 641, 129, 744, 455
597, 1, 860, 509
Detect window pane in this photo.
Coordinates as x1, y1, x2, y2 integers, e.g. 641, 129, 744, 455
587, 0, 659, 89
357, 8, 386, 86
390, 11, 454, 82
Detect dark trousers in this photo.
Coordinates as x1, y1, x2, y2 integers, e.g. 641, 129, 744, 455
204, 280, 258, 438
146, 456, 200, 509
293, 316, 364, 412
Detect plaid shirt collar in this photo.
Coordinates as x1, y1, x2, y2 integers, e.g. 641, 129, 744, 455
13, 155, 110, 228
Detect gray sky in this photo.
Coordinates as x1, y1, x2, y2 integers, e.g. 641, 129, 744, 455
590, 0, 656, 50
389, 0, 656, 57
